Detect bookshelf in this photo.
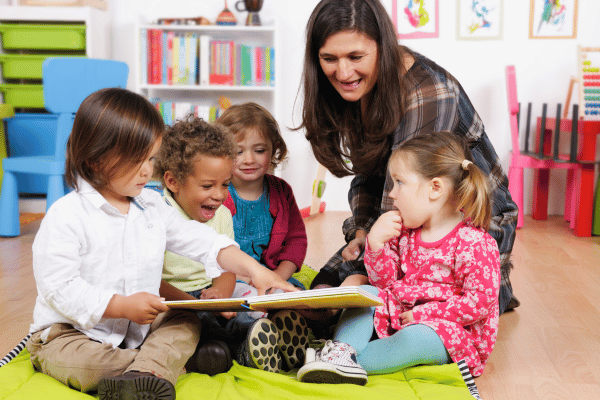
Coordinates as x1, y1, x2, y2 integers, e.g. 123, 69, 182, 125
134, 20, 279, 126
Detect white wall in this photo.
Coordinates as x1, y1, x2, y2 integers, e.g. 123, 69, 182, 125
5, 0, 598, 215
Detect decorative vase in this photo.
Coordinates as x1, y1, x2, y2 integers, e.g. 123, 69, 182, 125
235, 0, 264, 26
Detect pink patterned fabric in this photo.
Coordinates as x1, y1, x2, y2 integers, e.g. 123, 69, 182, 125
364, 220, 500, 376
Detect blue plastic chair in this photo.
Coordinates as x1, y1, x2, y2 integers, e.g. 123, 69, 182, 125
0, 58, 128, 237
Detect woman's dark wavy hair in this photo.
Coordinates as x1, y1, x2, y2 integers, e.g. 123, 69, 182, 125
65, 88, 165, 191
297, 0, 408, 177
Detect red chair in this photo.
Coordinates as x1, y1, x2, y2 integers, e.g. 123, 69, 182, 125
506, 65, 583, 229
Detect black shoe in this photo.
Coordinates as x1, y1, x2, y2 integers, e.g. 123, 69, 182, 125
506, 295, 521, 311
186, 339, 232, 376
98, 371, 175, 400
271, 310, 310, 370
237, 318, 282, 373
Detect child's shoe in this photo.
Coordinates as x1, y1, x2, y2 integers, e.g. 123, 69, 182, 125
237, 318, 283, 373
98, 371, 175, 400
297, 340, 368, 385
270, 310, 310, 370
186, 339, 232, 376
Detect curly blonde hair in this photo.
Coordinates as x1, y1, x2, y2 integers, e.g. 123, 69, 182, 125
154, 115, 236, 185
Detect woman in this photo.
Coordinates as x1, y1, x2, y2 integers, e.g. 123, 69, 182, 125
298, 0, 519, 316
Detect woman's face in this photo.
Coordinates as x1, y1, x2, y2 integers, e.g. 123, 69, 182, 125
318, 30, 379, 103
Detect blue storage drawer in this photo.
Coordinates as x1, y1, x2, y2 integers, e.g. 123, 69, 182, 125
5, 113, 60, 194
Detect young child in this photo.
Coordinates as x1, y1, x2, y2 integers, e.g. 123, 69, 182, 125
297, 131, 500, 385
26, 88, 295, 400
217, 102, 311, 372
154, 116, 290, 375
218, 103, 307, 287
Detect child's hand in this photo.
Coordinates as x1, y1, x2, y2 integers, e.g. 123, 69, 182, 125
400, 310, 414, 325
104, 292, 168, 325
367, 210, 402, 252
200, 287, 226, 300
250, 267, 299, 295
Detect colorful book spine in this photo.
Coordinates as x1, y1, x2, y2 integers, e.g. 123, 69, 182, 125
172, 33, 180, 84
140, 29, 148, 85
255, 46, 263, 86
269, 47, 275, 86
178, 33, 186, 84
200, 35, 211, 86
240, 44, 252, 86
167, 31, 174, 85
161, 31, 168, 84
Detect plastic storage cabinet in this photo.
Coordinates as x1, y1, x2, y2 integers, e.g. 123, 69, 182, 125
0, 5, 109, 195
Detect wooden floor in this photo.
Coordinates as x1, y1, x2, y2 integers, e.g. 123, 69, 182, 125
2, 212, 600, 399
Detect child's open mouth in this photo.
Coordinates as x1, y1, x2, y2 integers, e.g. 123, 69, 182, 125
200, 204, 218, 220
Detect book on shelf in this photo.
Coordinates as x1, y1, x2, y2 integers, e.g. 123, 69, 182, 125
163, 286, 383, 312
141, 28, 275, 87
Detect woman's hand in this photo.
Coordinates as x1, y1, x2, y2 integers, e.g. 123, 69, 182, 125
367, 210, 402, 252
341, 234, 367, 261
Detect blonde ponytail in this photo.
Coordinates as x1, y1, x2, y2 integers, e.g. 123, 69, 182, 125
456, 160, 491, 229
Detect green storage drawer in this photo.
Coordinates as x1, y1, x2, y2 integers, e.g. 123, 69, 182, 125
0, 84, 44, 108
0, 23, 86, 50
0, 54, 85, 79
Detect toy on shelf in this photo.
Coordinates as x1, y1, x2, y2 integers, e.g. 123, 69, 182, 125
236, 0, 263, 26
217, 1, 237, 25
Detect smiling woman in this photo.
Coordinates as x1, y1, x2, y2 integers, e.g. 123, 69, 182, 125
296, 0, 519, 319
318, 30, 379, 110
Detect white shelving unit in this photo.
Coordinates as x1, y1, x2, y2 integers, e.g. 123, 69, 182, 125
134, 19, 280, 126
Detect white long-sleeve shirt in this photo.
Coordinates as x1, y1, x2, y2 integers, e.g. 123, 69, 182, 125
30, 178, 237, 349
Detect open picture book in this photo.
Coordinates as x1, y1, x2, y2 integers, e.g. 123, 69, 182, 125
163, 286, 383, 312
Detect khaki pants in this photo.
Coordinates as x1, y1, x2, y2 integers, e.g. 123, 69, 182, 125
26, 309, 200, 393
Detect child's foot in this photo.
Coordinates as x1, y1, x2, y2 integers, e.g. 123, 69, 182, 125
186, 339, 232, 376
270, 310, 310, 370
98, 371, 175, 400
237, 318, 283, 373
297, 340, 368, 385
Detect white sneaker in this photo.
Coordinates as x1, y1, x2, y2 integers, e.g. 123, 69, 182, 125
297, 340, 368, 385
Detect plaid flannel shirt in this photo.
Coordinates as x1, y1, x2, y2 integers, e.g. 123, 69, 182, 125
316, 49, 518, 312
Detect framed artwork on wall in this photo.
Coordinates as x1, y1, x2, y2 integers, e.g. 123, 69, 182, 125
390, 0, 439, 39
456, 0, 503, 41
529, 0, 578, 39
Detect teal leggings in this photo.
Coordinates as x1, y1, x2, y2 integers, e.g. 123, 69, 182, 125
333, 285, 451, 374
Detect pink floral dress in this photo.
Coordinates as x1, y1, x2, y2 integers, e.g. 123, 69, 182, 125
364, 220, 500, 376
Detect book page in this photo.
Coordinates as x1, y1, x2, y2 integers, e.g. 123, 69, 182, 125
163, 298, 246, 311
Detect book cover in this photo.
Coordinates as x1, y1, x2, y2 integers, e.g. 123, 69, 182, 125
163, 286, 383, 312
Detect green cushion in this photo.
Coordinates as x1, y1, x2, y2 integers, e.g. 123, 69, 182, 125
0, 349, 478, 400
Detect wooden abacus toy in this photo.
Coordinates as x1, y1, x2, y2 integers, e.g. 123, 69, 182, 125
577, 46, 600, 120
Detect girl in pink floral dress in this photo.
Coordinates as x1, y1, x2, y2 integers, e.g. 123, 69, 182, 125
298, 131, 500, 385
